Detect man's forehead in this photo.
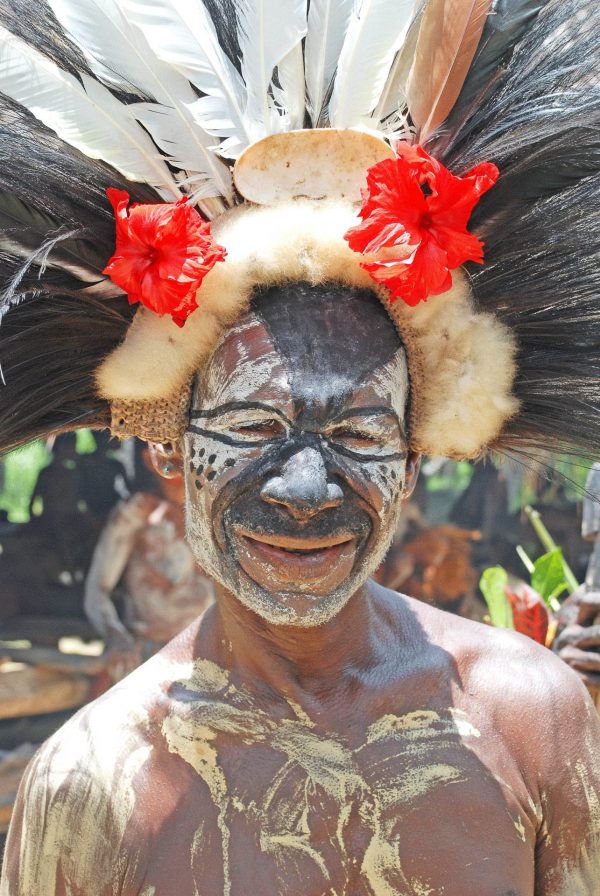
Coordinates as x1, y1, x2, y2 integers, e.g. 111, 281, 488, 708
198, 315, 291, 407
196, 286, 409, 414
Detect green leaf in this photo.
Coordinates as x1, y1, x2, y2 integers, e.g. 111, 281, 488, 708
479, 567, 514, 630
531, 548, 570, 607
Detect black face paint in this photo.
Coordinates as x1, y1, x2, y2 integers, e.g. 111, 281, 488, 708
183, 283, 411, 627
251, 283, 403, 424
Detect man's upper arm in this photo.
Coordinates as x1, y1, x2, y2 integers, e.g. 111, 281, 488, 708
1, 741, 116, 896
0, 703, 145, 896
534, 668, 600, 895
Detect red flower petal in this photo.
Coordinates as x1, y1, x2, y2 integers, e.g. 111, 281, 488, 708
344, 143, 499, 306
103, 191, 227, 326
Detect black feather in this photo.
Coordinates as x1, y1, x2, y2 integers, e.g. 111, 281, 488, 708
432, 0, 600, 460
0, 96, 159, 453
0, 191, 110, 290
0, 291, 133, 452
468, 176, 600, 458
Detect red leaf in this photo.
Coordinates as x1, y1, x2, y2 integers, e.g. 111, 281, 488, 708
506, 582, 549, 645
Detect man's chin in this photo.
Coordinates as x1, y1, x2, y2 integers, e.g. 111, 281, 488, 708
233, 574, 362, 627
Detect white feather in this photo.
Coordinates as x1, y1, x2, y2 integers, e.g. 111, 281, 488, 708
373, 0, 425, 132
274, 44, 306, 131
0, 26, 180, 199
237, 0, 308, 139
48, 0, 233, 203
120, 0, 252, 158
48, 0, 158, 96
329, 0, 417, 129
133, 104, 232, 204
305, 0, 355, 126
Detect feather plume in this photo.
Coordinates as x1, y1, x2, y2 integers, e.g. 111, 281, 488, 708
0, 94, 160, 260
0, 25, 181, 199
305, 0, 355, 126
236, 0, 308, 140
0, 291, 131, 450
120, 0, 251, 159
372, 0, 425, 134
274, 44, 306, 130
430, 0, 550, 155
0, 0, 92, 79
328, 0, 416, 129
406, 0, 493, 143
445, 0, 600, 460
47, 0, 152, 96
46, 0, 233, 206
0, 192, 111, 289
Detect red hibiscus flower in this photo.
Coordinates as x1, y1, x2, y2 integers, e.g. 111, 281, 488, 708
103, 189, 227, 327
344, 143, 499, 306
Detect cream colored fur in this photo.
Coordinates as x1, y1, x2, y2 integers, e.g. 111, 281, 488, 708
96, 199, 519, 459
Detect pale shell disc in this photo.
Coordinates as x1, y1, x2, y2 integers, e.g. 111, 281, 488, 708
233, 129, 395, 205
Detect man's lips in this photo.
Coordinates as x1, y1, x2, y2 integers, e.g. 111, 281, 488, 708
233, 526, 360, 590
236, 528, 355, 551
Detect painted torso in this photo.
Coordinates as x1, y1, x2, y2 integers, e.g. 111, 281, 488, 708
4, 589, 598, 896
127, 663, 536, 896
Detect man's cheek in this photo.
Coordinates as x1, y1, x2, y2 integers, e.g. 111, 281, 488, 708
338, 457, 406, 519
367, 461, 406, 518
186, 435, 240, 492
184, 434, 263, 523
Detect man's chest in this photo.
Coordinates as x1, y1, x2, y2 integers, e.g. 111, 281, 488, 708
123, 683, 537, 896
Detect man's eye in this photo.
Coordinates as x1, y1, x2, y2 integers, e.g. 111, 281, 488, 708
230, 419, 286, 440
329, 427, 381, 448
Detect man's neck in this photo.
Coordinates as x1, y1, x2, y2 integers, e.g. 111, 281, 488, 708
200, 581, 394, 703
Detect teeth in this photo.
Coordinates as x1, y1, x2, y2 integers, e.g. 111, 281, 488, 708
286, 546, 323, 555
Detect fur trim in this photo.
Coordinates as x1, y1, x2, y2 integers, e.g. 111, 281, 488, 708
96, 199, 519, 459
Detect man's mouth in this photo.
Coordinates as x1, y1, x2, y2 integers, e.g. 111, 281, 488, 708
242, 530, 354, 551
233, 527, 361, 591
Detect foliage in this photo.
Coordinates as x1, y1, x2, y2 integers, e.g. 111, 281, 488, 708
0, 440, 51, 523
424, 460, 473, 493
479, 566, 514, 630
530, 548, 571, 608
0, 431, 98, 523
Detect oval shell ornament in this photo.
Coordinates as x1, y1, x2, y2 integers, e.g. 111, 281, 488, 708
233, 129, 394, 205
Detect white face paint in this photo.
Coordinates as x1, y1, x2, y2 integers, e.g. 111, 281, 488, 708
182, 304, 411, 627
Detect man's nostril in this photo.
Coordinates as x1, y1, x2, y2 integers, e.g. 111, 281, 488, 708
260, 447, 342, 516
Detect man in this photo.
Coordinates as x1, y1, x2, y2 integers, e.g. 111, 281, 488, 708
0, 0, 599, 893
2, 286, 598, 895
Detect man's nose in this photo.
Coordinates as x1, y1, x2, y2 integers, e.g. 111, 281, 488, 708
261, 447, 343, 521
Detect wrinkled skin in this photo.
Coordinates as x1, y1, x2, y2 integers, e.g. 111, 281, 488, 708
2, 285, 600, 896
184, 286, 411, 627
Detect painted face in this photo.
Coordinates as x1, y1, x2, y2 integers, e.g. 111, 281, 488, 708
183, 284, 411, 626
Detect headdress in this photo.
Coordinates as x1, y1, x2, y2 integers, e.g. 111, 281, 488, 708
0, 0, 598, 467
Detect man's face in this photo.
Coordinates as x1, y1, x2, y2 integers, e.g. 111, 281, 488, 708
182, 285, 412, 626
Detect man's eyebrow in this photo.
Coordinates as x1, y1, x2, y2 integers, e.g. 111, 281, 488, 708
190, 401, 291, 422
329, 405, 406, 439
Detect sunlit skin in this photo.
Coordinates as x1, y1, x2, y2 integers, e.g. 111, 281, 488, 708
2, 285, 600, 896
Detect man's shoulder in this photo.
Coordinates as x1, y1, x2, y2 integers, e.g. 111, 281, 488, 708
390, 587, 593, 724
32, 647, 191, 781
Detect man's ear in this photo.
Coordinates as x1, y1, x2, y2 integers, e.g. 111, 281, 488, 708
147, 442, 184, 480
402, 450, 422, 501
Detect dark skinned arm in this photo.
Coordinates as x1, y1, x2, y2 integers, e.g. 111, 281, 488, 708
533, 663, 600, 894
